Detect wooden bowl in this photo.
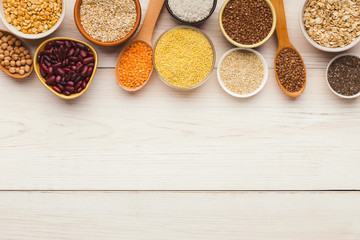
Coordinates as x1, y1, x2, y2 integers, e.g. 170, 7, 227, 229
219, 0, 276, 48
74, 0, 142, 47
34, 37, 98, 100
0, 29, 34, 79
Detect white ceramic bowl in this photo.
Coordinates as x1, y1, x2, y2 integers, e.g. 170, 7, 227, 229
0, 0, 66, 39
217, 48, 268, 98
326, 54, 360, 99
299, 0, 360, 53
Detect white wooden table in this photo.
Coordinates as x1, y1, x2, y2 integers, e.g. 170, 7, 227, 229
0, 0, 359, 239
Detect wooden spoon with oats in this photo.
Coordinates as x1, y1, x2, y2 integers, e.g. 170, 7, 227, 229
272, 0, 306, 98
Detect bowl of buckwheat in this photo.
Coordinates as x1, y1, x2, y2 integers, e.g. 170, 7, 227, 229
300, 0, 360, 52
74, 0, 141, 47
0, 0, 65, 39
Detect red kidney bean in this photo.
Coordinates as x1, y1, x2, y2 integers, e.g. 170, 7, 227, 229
41, 50, 51, 56
76, 63, 84, 72
67, 81, 74, 87
76, 87, 83, 93
75, 81, 82, 89
71, 66, 77, 71
48, 67, 53, 76
73, 48, 80, 57
46, 75, 56, 85
82, 81, 86, 89
55, 40, 64, 46
80, 50, 87, 58
44, 59, 51, 67
63, 91, 70, 96
40, 63, 49, 74
55, 76, 62, 83
65, 86, 74, 92
74, 76, 81, 83
52, 62, 62, 69
65, 40, 71, 49
67, 48, 75, 57
81, 65, 88, 77
69, 57, 79, 62
87, 63, 94, 68
40, 68, 46, 77
85, 76, 90, 82
57, 68, 65, 76
56, 84, 64, 91
86, 67, 93, 77
63, 67, 71, 73
83, 57, 94, 65
45, 42, 52, 50
76, 42, 86, 50
53, 86, 62, 93
88, 52, 94, 57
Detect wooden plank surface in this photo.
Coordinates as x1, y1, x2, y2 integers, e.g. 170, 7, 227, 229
0, 191, 359, 240
0, 0, 359, 190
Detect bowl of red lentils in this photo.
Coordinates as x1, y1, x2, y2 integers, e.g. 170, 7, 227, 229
219, 0, 276, 48
0, 0, 65, 39
74, 0, 141, 47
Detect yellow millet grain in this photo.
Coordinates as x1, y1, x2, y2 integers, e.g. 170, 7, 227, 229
154, 28, 213, 89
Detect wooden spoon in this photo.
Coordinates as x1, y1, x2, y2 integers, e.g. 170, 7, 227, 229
272, 0, 306, 98
116, 0, 165, 92
0, 29, 33, 79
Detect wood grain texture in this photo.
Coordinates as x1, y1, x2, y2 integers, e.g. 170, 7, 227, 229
0, 191, 359, 240
0, 0, 359, 191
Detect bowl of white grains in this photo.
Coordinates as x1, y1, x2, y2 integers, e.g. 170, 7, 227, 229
217, 48, 268, 98
74, 0, 141, 47
165, 0, 217, 25
300, 0, 360, 52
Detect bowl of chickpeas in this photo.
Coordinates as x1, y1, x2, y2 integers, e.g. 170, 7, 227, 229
0, 0, 65, 39
0, 30, 33, 78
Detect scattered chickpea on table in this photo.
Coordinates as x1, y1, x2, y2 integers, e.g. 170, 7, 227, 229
3, 0, 62, 34
0, 32, 32, 75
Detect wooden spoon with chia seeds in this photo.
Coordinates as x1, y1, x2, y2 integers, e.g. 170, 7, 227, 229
272, 0, 306, 98
115, 0, 165, 92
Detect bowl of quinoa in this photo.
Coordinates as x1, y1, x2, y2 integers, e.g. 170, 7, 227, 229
74, 0, 141, 46
217, 48, 268, 98
154, 26, 215, 90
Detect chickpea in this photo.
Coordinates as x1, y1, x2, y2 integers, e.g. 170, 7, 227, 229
5, 65, 10, 70
0, 32, 3, 38
9, 67, 16, 74
12, 54, 19, 60
16, 60, 21, 67
11, 37, 16, 43
20, 59, 26, 65
9, 50, 14, 56
25, 54, 31, 59
1, 43, 8, 50
8, 40, 14, 46
0, 40, 2, 45
10, 60, 15, 67
24, 50, 29, 55
4, 50, 9, 57
19, 53, 24, 57
3, 59, 9, 66
0, 54, 4, 60
15, 67, 20, 73
4, 56, 11, 61
25, 65, 30, 73
1, 36, 7, 42
20, 66, 25, 70
26, 59, 32, 65
19, 69, 25, 75
19, 47, 25, 52
0, 49, 3, 54
7, 45, 13, 51
1, 61, 4, 66
15, 40, 21, 47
